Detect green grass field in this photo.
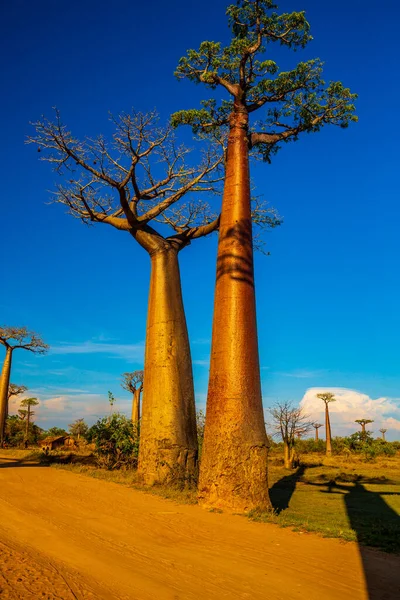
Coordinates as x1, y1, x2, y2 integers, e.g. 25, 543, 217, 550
260, 453, 400, 552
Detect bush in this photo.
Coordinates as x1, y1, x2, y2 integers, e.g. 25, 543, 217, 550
4, 415, 41, 447
86, 413, 139, 470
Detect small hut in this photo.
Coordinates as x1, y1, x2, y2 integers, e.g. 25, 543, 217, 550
39, 435, 74, 451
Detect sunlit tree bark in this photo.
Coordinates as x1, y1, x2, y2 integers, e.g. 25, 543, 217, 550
173, 0, 357, 509
0, 327, 47, 446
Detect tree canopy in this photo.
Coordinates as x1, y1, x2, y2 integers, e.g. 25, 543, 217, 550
172, 0, 357, 161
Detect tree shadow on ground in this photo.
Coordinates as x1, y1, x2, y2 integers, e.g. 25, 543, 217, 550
269, 465, 306, 513
312, 476, 400, 599
0, 457, 46, 468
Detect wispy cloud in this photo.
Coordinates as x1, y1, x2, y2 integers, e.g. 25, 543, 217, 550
274, 369, 327, 379
51, 340, 144, 361
193, 359, 210, 367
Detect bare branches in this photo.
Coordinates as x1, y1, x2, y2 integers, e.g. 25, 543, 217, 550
8, 384, 28, 400
270, 401, 314, 446
121, 371, 144, 394
0, 326, 48, 354
28, 109, 224, 251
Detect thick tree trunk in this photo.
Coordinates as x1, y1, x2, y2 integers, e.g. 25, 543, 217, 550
198, 108, 271, 512
131, 388, 141, 424
325, 403, 332, 456
138, 247, 198, 485
0, 347, 13, 446
315, 427, 319, 442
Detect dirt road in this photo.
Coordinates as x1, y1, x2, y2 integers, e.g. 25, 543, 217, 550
0, 457, 399, 599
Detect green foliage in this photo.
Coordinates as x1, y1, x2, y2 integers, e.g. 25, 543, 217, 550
68, 418, 88, 440
46, 427, 68, 437
86, 413, 139, 470
173, 0, 357, 160
4, 415, 41, 447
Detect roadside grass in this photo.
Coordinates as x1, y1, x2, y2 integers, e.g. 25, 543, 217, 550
51, 463, 198, 504
1, 449, 399, 551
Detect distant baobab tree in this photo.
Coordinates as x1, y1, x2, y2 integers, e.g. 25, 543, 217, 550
312, 423, 323, 442
19, 397, 39, 442
6, 383, 28, 421
0, 327, 48, 445
173, 0, 357, 510
30, 110, 279, 485
316, 393, 337, 456
121, 371, 144, 425
270, 401, 313, 469
379, 428, 387, 441
355, 419, 374, 440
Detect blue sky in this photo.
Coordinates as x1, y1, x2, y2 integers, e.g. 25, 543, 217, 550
1, 1, 399, 438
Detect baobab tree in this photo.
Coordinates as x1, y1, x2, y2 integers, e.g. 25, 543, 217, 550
0, 327, 48, 445
270, 401, 313, 469
121, 371, 144, 425
19, 397, 39, 442
355, 419, 374, 440
312, 423, 323, 442
173, 0, 357, 509
316, 393, 336, 456
6, 383, 28, 420
379, 428, 387, 441
29, 111, 222, 485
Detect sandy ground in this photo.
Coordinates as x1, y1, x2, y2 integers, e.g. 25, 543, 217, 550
0, 456, 399, 600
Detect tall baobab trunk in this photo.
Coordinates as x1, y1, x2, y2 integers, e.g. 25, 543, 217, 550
138, 246, 198, 485
315, 427, 319, 442
0, 347, 13, 445
131, 388, 141, 424
325, 403, 332, 456
198, 107, 270, 512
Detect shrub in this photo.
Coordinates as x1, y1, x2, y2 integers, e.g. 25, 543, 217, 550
86, 413, 139, 470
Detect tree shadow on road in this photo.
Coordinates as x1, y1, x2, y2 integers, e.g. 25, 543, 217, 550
313, 476, 400, 599
0, 456, 46, 468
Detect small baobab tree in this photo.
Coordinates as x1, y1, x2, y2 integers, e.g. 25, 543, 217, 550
316, 392, 336, 456
0, 326, 48, 445
355, 419, 374, 440
173, 0, 357, 510
379, 428, 387, 442
121, 371, 144, 425
6, 383, 28, 421
312, 423, 323, 442
270, 401, 313, 469
19, 397, 39, 442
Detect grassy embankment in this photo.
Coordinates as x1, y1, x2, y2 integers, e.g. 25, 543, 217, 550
1, 449, 399, 552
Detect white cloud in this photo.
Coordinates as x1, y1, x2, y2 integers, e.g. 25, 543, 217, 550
8, 391, 131, 427
51, 340, 144, 362
300, 387, 400, 438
